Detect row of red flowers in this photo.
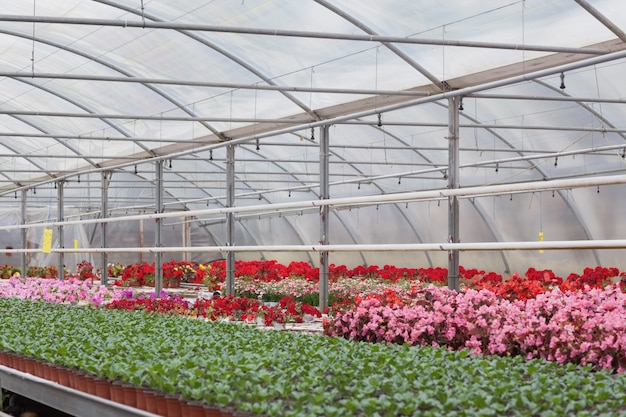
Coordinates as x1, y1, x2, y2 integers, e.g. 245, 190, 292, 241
104, 290, 321, 326
4, 259, 626, 303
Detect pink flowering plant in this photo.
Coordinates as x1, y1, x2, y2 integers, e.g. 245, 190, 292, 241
324, 284, 626, 373
0, 277, 125, 306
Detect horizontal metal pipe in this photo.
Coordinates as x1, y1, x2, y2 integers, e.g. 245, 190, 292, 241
0, 15, 607, 55
0, 71, 431, 97
1, 173, 624, 232
6, 239, 626, 255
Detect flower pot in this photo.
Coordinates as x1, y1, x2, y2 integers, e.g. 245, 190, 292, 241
122, 384, 137, 408
42, 362, 54, 380
155, 394, 169, 415
185, 400, 207, 417
135, 387, 148, 410
69, 370, 89, 390
23, 357, 36, 375
84, 375, 98, 395
94, 378, 111, 400
165, 395, 183, 417
110, 381, 126, 403
33, 361, 46, 378
56, 366, 71, 386
204, 406, 223, 417
144, 391, 160, 414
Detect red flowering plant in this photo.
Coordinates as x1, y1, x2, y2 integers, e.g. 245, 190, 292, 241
105, 290, 190, 315
163, 260, 184, 281
285, 261, 319, 281
255, 296, 321, 325
378, 265, 421, 282
116, 261, 155, 287
560, 266, 623, 291
233, 259, 284, 282
418, 266, 448, 285
192, 295, 262, 322
77, 260, 96, 281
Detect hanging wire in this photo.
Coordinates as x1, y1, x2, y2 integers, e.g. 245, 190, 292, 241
309, 66, 315, 110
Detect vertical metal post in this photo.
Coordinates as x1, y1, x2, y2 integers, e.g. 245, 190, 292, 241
57, 181, 65, 280
155, 161, 164, 295
183, 216, 191, 261
319, 126, 330, 312
225, 144, 236, 296
447, 97, 461, 291
101, 171, 110, 285
20, 189, 27, 277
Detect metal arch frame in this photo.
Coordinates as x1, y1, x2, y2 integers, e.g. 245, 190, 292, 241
314, 0, 444, 88
0, 24, 240, 171
7, 77, 127, 168
0, 43, 623, 194
574, 0, 626, 43
93, 0, 322, 122
0, 28, 153, 155
0, 135, 43, 185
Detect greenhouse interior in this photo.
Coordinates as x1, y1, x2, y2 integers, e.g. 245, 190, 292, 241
0, 0, 626, 281
2, 1, 626, 416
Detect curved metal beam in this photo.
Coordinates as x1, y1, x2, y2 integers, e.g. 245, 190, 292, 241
94, 0, 320, 121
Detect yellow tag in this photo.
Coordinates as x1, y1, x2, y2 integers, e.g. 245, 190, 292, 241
42, 229, 53, 253
538, 231, 544, 254
74, 239, 78, 249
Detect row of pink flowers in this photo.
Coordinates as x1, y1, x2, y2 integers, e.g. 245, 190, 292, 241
323, 284, 626, 373
0, 277, 125, 306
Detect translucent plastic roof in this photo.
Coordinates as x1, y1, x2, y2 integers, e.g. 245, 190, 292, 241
1, 0, 626, 276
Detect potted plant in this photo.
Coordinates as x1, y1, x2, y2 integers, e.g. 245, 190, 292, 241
0, 264, 18, 279
43, 265, 58, 279
107, 263, 125, 278
77, 260, 96, 281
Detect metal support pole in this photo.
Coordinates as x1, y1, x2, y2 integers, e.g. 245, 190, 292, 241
319, 126, 330, 312
225, 144, 236, 296
20, 189, 27, 277
183, 216, 191, 261
155, 161, 164, 295
101, 171, 110, 285
447, 97, 461, 291
57, 181, 65, 280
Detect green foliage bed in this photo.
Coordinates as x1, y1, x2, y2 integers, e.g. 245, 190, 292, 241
1, 298, 625, 416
